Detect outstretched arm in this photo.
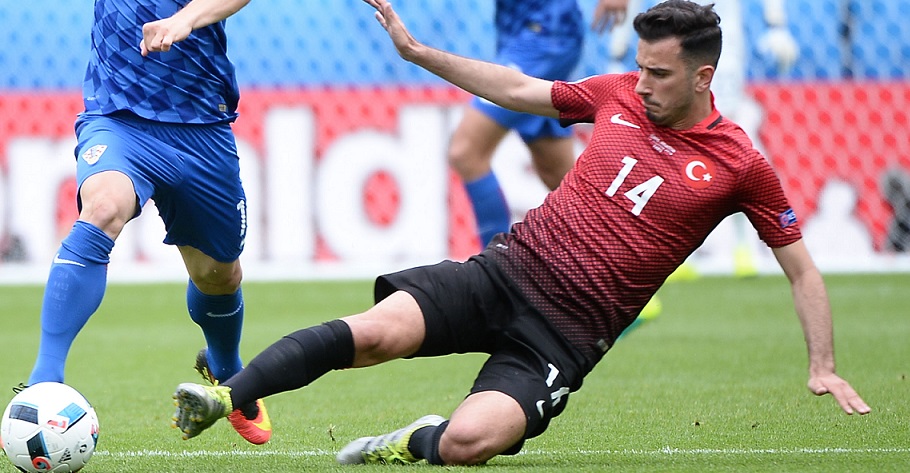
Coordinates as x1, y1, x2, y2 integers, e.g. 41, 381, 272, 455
771, 240, 871, 415
140, 0, 251, 56
364, 0, 558, 118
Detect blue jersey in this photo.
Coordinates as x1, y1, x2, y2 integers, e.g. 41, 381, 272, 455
494, 0, 584, 49
82, 0, 240, 124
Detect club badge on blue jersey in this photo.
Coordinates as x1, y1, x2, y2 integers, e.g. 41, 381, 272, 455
81, 144, 107, 165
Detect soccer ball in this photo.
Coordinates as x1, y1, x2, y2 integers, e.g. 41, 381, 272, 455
1, 382, 99, 472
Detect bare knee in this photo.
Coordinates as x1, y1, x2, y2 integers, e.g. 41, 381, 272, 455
447, 111, 505, 182
438, 422, 504, 465
79, 190, 136, 239
182, 248, 242, 294
436, 391, 526, 465
343, 291, 426, 367
528, 138, 574, 190
80, 199, 129, 237
78, 171, 138, 239
447, 135, 490, 181
191, 264, 241, 294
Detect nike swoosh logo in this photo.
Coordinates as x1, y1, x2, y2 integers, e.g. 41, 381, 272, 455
206, 302, 244, 318
611, 113, 640, 129
53, 253, 86, 267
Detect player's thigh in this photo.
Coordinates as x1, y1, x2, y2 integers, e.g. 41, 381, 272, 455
74, 115, 166, 229
448, 106, 509, 177
77, 171, 139, 237
526, 136, 575, 190
342, 290, 426, 367
374, 258, 506, 358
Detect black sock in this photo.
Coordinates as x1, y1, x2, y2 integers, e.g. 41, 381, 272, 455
225, 320, 354, 408
408, 420, 525, 464
409, 420, 448, 465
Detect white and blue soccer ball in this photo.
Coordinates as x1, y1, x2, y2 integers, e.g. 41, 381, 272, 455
1, 382, 99, 472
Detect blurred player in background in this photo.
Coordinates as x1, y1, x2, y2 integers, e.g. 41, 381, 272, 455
170, 0, 869, 466
25, 0, 270, 445
450, 0, 629, 249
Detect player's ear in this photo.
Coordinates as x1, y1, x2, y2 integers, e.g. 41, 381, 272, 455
694, 64, 714, 93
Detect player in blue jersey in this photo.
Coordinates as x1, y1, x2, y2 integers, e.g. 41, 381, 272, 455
449, 0, 629, 248
25, 0, 271, 445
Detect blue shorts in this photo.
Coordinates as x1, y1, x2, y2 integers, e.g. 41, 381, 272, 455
74, 112, 246, 262
472, 37, 582, 142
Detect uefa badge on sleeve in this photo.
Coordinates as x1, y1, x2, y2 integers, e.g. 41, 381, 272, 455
778, 208, 797, 229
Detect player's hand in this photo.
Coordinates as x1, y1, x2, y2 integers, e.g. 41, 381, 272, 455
362, 0, 420, 60
140, 17, 193, 56
591, 0, 630, 33
808, 373, 871, 415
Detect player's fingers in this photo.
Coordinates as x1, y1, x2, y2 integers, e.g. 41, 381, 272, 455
378, 2, 401, 32
833, 386, 871, 415
373, 11, 388, 30
854, 399, 872, 415
813, 377, 871, 415
159, 35, 173, 52
807, 378, 829, 396
849, 396, 871, 415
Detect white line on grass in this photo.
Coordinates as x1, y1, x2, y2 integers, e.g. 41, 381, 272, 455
529, 447, 910, 455
94, 447, 910, 459
94, 449, 333, 458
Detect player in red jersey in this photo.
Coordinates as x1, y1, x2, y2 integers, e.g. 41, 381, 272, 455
170, 0, 870, 466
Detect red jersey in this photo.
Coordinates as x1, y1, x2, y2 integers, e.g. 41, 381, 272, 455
488, 72, 801, 367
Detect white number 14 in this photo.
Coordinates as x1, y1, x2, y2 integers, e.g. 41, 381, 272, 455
605, 156, 664, 216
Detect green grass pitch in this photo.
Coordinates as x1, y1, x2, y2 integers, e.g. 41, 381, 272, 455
1, 273, 908, 472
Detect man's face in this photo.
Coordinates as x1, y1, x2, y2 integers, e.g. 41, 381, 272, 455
634, 37, 698, 129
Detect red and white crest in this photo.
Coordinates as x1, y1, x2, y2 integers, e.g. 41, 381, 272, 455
681, 157, 716, 189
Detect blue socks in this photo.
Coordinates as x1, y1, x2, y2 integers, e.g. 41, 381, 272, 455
187, 281, 244, 382
28, 220, 245, 386
464, 171, 510, 248
29, 221, 113, 384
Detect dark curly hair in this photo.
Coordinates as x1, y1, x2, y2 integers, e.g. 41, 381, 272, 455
633, 0, 722, 69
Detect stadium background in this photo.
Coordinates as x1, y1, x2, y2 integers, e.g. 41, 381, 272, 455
0, 0, 909, 283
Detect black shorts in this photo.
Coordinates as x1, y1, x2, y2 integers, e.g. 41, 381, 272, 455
374, 252, 586, 441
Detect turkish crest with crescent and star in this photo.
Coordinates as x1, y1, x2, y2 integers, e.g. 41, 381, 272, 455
681, 156, 716, 190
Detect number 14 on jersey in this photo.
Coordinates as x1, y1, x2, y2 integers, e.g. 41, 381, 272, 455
605, 156, 665, 216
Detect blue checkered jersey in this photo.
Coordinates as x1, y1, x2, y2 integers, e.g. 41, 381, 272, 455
495, 0, 584, 46
82, 0, 240, 124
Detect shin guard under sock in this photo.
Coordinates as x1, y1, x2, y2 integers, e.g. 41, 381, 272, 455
225, 319, 354, 407
29, 221, 113, 384
187, 281, 244, 381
